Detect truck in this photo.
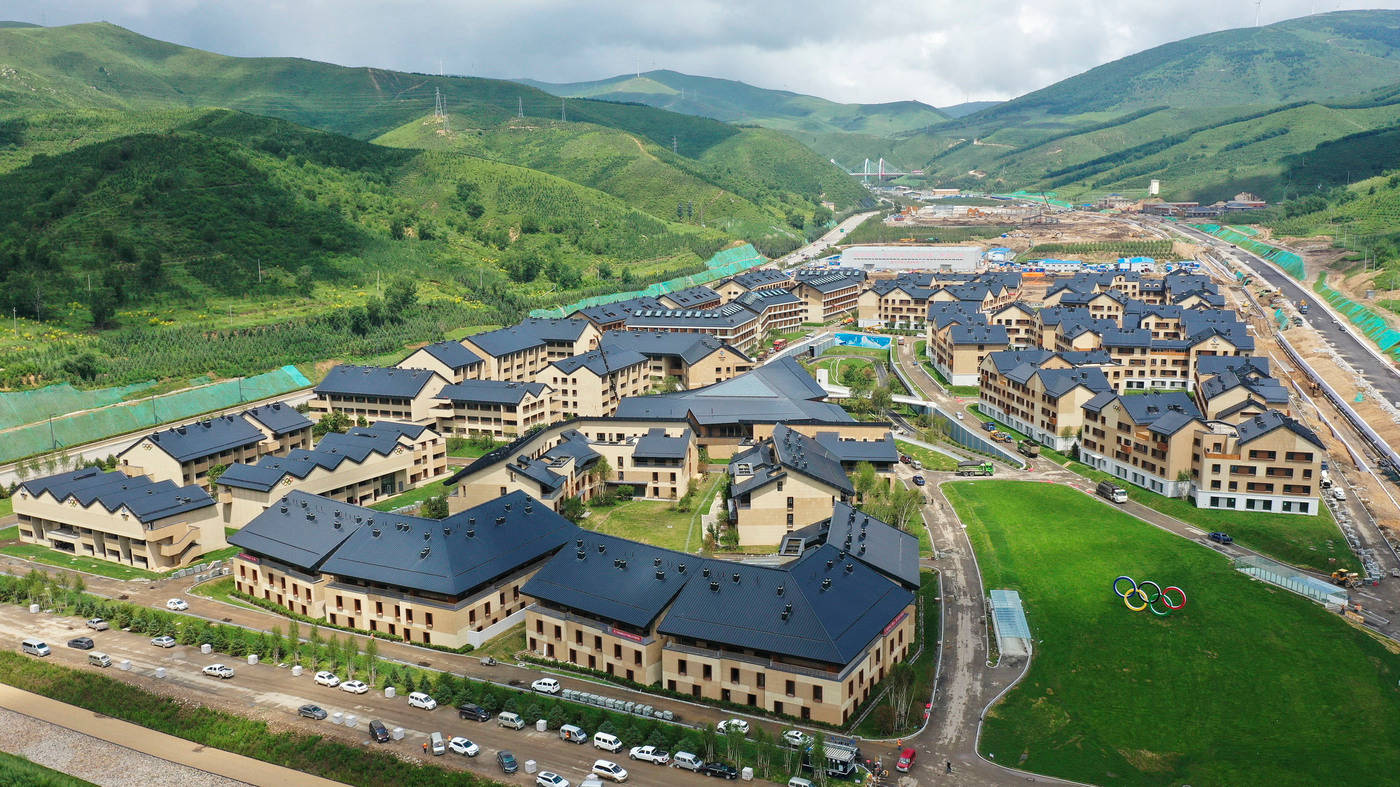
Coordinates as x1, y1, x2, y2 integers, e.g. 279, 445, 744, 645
1096, 480, 1129, 504
772, 338, 788, 351
1017, 439, 1041, 458
1298, 300, 1309, 314
956, 461, 994, 477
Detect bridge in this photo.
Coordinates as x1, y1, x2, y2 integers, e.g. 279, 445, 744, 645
832, 158, 921, 182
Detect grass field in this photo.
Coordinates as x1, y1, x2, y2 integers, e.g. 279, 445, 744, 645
821, 345, 891, 359
945, 480, 1400, 786
895, 440, 960, 473
473, 622, 526, 665
583, 475, 722, 553
189, 576, 259, 610
0, 750, 93, 787
367, 479, 452, 513
0, 543, 163, 581
0, 497, 12, 519
1062, 460, 1352, 573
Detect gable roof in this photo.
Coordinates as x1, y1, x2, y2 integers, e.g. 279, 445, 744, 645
217, 422, 426, 492
314, 365, 443, 400
812, 431, 898, 464
572, 296, 668, 326
436, 380, 550, 406
662, 285, 722, 308
20, 468, 214, 523
406, 340, 483, 372
548, 348, 649, 377
136, 414, 266, 463
227, 490, 364, 570
465, 318, 594, 358
818, 501, 920, 587
242, 403, 314, 436
632, 428, 693, 460
615, 357, 850, 425
599, 330, 748, 365
1235, 410, 1324, 449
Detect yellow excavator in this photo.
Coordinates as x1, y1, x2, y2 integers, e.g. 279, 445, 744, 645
1331, 569, 1361, 589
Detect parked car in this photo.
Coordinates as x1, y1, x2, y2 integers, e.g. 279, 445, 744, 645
20, 639, 50, 657
899, 454, 912, 464
715, 719, 749, 735
448, 736, 479, 757
1208, 532, 1233, 545
368, 719, 390, 743
628, 745, 669, 764
150, 635, 176, 648
982, 421, 996, 432
497, 711, 526, 729
592, 760, 628, 782
67, 636, 95, 650
202, 664, 235, 679
299, 704, 328, 720
496, 751, 518, 774
895, 747, 916, 772
165, 598, 189, 611
86, 618, 109, 631
781, 730, 812, 748
457, 703, 490, 722
340, 680, 368, 694
407, 691, 437, 710
701, 762, 739, 780
560, 724, 588, 744
313, 670, 340, 687
535, 772, 570, 787
1333, 488, 1347, 501
911, 475, 926, 486
532, 677, 562, 694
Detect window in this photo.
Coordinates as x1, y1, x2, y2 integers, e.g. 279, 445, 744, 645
678, 659, 688, 676
703, 664, 712, 680
730, 667, 740, 683
785, 680, 796, 697
614, 644, 623, 659
536, 619, 543, 634
786, 496, 794, 510
425, 612, 433, 627
574, 630, 583, 644
756, 673, 765, 688
812, 685, 823, 702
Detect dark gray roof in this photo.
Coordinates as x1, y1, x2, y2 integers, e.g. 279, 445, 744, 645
572, 296, 668, 326
436, 380, 549, 406
986, 348, 1055, 374
1199, 368, 1289, 405
728, 268, 792, 289
735, 288, 803, 313
615, 357, 850, 425
951, 324, 1009, 345
1005, 364, 1112, 398
658, 544, 914, 666
624, 302, 760, 330
662, 285, 722, 308
523, 532, 719, 629
242, 403, 314, 436
314, 365, 443, 400
20, 468, 214, 523
812, 432, 897, 464
1235, 410, 1324, 449
820, 501, 921, 588
600, 330, 749, 365
1197, 356, 1270, 378
139, 414, 266, 463
1084, 392, 1202, 433
769, 424, 855, 493
319, 491, 577, 596
466, 319, 594, 358
408, 340, 483, 371
1056, 350, 1114, 366
927, 302, 986, 330
549, 348, 649, 377
228, 490, 365, 570
632, 428, 693, 460
217, 422, 426, 492
794, 270, 865, 292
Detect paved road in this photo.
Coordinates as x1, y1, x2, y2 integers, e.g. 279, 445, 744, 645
775, 211, 877, 269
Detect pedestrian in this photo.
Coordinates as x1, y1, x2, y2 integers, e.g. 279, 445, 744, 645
422, 741, 429, 754
946, 759, 953, 773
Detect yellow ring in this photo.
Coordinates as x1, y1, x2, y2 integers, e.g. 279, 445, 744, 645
1123, 588, 1148, 611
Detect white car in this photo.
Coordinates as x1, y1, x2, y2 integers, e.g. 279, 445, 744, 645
407, 691, 437, 710
1332, 488, 1346, 501
165, 598, 189, 611
781, 729, 813, 748
202, 664, 235, 679
716, 718, 749, 735
313, 671, 340, 687
531, 677, 562, 694
535, 772, 570, 787
591, 760, 628, 783
448, 736, 479, 757
150, 635, 176, 648
628, 745, 669, 765
340, 680, 369, 694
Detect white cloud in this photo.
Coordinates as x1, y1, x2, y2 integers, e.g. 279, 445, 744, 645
8, 0, 1400, 105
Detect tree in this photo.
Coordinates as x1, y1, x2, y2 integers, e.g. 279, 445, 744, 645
312, 411, 351, 438
87, 286, 118, 328
385, 278, 418, 314
420, 493, 450, 519
206, 463, 228, 491
810, 730, 828, 786
590, 457, 613, 483
559, 495, 586, 524
886, 661, 917, 732
787, 212, 806, 230
365, 636, 379, 685
851, 461, 879, 501
869, 384, 893, 412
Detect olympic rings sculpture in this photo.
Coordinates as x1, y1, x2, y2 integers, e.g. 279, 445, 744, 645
1112, 575, 1186, 616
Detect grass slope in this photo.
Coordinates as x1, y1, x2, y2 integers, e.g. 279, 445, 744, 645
946, 480, 1400, 786
520, 69, 947, 137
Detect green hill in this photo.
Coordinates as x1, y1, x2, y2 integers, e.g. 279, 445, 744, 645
520, 69, 947, 137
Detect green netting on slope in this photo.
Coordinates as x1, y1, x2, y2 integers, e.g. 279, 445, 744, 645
1190, 224, 1306, 280
0, 365, 310, 465
0, 381, 158, 431
1229, 225, 1260, 237
999, 191, 1075, 209
529, 243, 766, 319
1315, 277, 1400, 359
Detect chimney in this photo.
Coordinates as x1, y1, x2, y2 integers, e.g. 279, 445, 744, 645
655, 570, 665, 581
821, 578, 832, 590
709, 581, 719, 592
731, 572, 740, 584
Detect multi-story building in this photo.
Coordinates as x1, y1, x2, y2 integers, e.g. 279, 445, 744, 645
1194, 357, 1290, 421
451, 422, 700, 509
1080, 392, 1204, 497
597, 330, 753, 389
927, 317, 1009, 387
537, 349, 650, 419
569, 296, 669, 332
522, 526, 917, 725
977, 350, 1114, 451
659, 285, 723, 311
989, 302, 1038, 347
309, 365, 448, 425
215, 422, 446, 528
622, 303, 763, 350
14, 468, 222, 571
1191, 411, 1323, 514
714, 269, 792, 302
735, 288, 806, 337
857, 277, 936, 329
229, 490, 578, 648
430, 380, 554, 439
791, 269, 864, 322
396, 340, 484, 384
728, 424, 858, 547
460, 319, 602, 382
118, 405, 313, 487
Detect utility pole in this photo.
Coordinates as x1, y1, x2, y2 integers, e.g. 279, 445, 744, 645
561, 98, 566, 122
257, 258, 262, 284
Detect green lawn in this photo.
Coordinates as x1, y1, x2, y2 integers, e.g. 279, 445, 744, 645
1062, 461, 1353, 573
946, 480, 1400, 787
806, 356, 873, 382
473, 622, 526, 665
0, 543, 163, 580
0, 525, 17, 541
895, 439, 960, 472
585, 475, 722, 553
853, 570, 939, 738
821, 345, 891, 359
0, 749, 94, 787
912, 351, 979, 397
968, 405, 1028, 441
368, 479, 452, 512
189, 575, 258, 610
447, 442, 493, 459
0, 496, 12, 519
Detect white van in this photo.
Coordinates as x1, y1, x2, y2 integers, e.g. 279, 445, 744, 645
560, 724, 587, 743
497, 711, 525, 730
87, 652, 112, 668
429, 731, 445, 755
593, 731, 623, 752
407, 691, 437, 710
672, 751, 704, 771
20, 638, 50, 657
788, 779, 815, 787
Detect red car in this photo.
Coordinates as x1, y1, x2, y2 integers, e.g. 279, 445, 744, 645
895, 747, 916, 773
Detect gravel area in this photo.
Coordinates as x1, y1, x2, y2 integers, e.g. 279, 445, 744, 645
0, 706, 247, 787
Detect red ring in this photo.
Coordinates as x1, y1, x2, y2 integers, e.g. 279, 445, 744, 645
1161, 586, 1186, 609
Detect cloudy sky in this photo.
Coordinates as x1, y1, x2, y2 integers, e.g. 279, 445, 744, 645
9, 1, 1400, 105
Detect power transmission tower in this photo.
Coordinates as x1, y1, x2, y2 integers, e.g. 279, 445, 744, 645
672, 136, 678, 155
517, 96, 524, 118
434, 87, 444, 120
561, 98, 566, 122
